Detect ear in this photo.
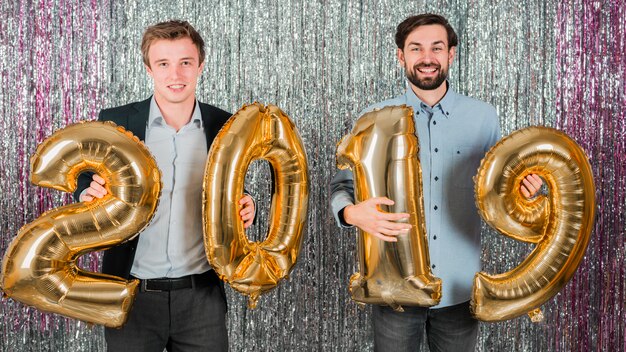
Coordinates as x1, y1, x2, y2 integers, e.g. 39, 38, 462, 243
145, 64, 153, 77
198, 61, 205, 75
448, 46, 456, 65
397, 48, 406, 67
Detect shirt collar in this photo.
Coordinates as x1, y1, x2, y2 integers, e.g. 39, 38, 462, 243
404, 81, 458, 118
148, 97, 203, 128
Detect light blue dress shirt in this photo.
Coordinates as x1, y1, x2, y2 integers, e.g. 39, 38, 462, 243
130, 98, 211, 279
330, 84, 501, 307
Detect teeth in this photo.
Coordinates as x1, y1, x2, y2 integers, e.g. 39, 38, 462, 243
170, 84, 184, 89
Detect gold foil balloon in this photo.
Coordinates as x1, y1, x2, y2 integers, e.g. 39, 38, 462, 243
336, 105, 441, 311
203, 103, 309, 308
0, 121, 161, 328
472, 126, 595, 322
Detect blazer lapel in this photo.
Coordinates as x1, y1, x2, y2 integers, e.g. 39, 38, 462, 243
127, 98, 151, 141
199, 103, 215, 146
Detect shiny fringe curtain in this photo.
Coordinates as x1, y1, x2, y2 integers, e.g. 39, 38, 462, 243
0, 1, 624, 351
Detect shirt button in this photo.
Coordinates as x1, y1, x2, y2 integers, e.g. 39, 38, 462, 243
446, 112, 449, 115
434, 148, 439, 152
434, 176, 439, 181
433, 121, 437, 125
434, 205, 438, 210
457, 150, 461, 154
432, 264, 436, 269
433, 235, 437, 240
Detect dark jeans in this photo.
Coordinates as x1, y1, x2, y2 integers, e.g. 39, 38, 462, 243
105, 271, 228, 352
372, 301, 478, 352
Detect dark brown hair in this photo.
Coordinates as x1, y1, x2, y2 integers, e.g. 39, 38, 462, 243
141, 20, 205, 67
395, 14, 458, 49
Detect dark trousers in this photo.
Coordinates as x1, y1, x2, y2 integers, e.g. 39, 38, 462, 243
105, 271, 228, 352
372, 301, 478, 352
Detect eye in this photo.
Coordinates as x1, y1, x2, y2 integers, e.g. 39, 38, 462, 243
158, 62, 168, 68
181, 61, 192, 66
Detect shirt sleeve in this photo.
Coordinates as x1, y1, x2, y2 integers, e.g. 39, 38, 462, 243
484, 107, 502, 152
329, 169, 356, 228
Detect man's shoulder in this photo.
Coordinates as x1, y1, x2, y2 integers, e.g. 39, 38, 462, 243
453, 93, 497, 116
99, 99, 149, 122
360, 96, 407, 115
198, 101, 232, 123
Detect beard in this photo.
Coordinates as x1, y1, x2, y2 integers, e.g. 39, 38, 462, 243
405, 63, 448, 90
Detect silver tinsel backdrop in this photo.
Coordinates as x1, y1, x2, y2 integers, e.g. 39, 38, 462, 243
1, 0, 624, 351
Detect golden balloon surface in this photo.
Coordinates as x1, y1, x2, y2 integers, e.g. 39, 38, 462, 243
472, 126, 595, 322
0, 121, 161, 327
203, 103, 309, 308
336, 105, 442, 310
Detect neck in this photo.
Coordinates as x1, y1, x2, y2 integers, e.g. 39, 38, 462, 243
154, 96, 196, 131
409, 81, 448, 107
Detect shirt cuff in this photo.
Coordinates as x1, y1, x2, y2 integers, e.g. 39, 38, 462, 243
331, 193, 355, 229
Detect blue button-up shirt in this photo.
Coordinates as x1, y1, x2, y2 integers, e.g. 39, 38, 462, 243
330, 84, 501, 307
130, 98, 211, 279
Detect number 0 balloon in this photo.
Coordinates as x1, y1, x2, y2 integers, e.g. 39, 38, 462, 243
0, 121, 161, 327
472, 126, 595, 322
203, 103, 309, 308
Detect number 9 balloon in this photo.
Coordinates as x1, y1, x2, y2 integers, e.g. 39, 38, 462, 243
203, 103, 309, 308
472, 126, 595, 321
0, 121, 161, 327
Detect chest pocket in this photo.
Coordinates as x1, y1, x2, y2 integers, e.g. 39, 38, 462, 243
452, 146, 480, 189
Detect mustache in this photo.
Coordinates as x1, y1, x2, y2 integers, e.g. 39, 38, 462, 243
413, 63, 441, 70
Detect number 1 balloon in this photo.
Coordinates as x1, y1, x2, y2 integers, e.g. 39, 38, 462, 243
336, 105, 442, 311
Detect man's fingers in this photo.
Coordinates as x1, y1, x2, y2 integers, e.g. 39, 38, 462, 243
381, 212, 410, 221
92, 174, 106, 185
240, 206, 254, 216
81, 194, 94, 202
371, 232, 398, 242
90, 180, 107, 194
520, 185, 531, 198
241, 212, 254, 221
369, 197, 395, 206
239, 195, 253, 205
243, 219, 253, 229
528, 174, 542, 189
381, 222, 412, 232
522, 178, 536, 193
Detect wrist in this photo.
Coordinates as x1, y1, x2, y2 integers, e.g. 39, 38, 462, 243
342, 205, 355, 225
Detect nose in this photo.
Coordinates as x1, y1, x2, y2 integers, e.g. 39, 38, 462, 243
420, 50, 436, 62
169, 64, 182, 79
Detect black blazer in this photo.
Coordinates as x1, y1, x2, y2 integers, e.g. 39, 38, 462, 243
74, 98, 232, 279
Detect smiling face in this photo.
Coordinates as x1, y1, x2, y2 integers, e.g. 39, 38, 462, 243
145, 37, 204, 108
397, 24, 455, 91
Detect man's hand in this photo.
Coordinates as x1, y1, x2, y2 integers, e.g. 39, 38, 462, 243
80, 174, 107, 202
520, 174, 543, 198
343, 197, 411, 242
239, 195, 255, 229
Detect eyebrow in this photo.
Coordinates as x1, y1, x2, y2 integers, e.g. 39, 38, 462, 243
152, 57, 197, 63
407, 40, 446, 47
